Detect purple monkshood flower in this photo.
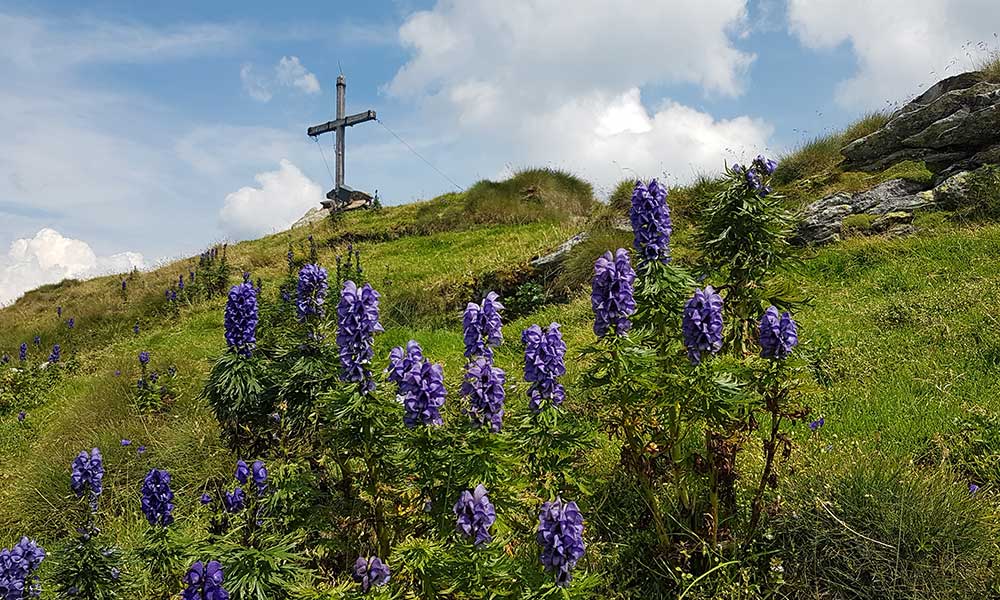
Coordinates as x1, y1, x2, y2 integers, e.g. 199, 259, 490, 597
454, 484, 497, 545
753, 154, 778, 176
224, 283, 258, 358
67, 317, 74, 329
121, 439, 131, 446
149, 371, 159, 384
0, 536, 46, 598
336, 280, 384, 393
352, 557, 391, 593
461, 357, 506, 432
809, 417, 825, 431
522, 323, 567, 412
33, 335, 41, 346
70, 448, 105, 505
19, 342, 27, 362
630, 179, 673, 265
169, 290, 177, 302
138, 351, 150, 366
401, 360, 446, 428
133, 322, 140, 335
462, 291, 504, 359
1, 353, 8, 365
57, 306, 62, 318
251, 460, 267, 495
114, 370, 121, 377
48, 344, 61, 364
235, 460, 249, 486
296, 263, 328, 321
137, 445, 146, 456
200, 493, 212, 505
537, 497, 586, 587
223, 488, 246, 513
18, 410, 26, 422
386, 340, 424, 390
591, 249, 636, 338
122, 279, 127, 292
178, 274, 185, 290
682, 286, 724, 364
759, 306, 799, 360
140, 468, 175, 527
970, 483, 980, 494
183, 560, 229, 600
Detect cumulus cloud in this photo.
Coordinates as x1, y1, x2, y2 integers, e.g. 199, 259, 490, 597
787, 0, 1000, 109
387, 0, 771, 192
241, 55, 321, 102
0, 228, 144, 305
219, 159, 325, 240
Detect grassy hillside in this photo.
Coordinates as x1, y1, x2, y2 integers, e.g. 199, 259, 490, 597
2, 149, 1000, 598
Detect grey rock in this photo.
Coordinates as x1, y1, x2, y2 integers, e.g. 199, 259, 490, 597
917, 170, 971, 210
871, 211, 913, 234
291, 206, 329, 229
530, 232, 588, 269
842, 71, 1000, 174
796, 179, 931, 246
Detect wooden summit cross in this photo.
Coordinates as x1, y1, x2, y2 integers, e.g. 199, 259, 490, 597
307, 74, 377, 209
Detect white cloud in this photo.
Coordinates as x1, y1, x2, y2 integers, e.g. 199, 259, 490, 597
787, 0, 1000, 109
386, 0, 770, 192
276, 56, 321, 94
241, 55, 321, 102
219, 159, 325, 240
0, 228, 144, 305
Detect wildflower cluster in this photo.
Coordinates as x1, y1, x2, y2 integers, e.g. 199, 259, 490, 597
70, 448, 105, 508
336, 280, 383, 392
401, 361, 447, 428
522, 323, 567, 412
453, 484, 496, 545
536, 498, 586, 587
140, 469, 175, 527
733, 154, 778, 196
591, 249, 636, 338
759, 306, 799, 359
182, 560, 229, 600
0, 537, 46, 599
463, 292, 504, 359
48, 344, 60, 364
224, 282, 258, 357
386, 341, 423, 390
681, 286, 724, 364
630, 178, 672, 265
352, 557, 390, 593
296, 264, 328, 321
460, 358, 506, 431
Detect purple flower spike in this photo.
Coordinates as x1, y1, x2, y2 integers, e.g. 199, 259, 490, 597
537, 497, 586, 587
401, 360, 446, 428
183, 560, 229, 600
461, 357, 506, 432
138, 351, 150, 366
682, 286, 724, 364
234, 460, 249, 485
352, 556, 390, 593
140, 468, 175, 527
454, 484, 497, 545
591, 249, 636, 338
19, 342, 27, 362
386, 340, 424, 389
336, 280, 384, 393
809, 417, 824, 431
630, 179, 672, 265
224, 283, 258, 358
48, 344, 61, 364
70, 448, 105, 506
200, 492, 212, 505
296, 263, 328, 321
463, 291, 504, 359
759, 306, 798, 359
522, 323, 567, 412
251, 460, 268, 495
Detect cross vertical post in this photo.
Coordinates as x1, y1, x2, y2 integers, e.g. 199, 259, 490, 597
307, 74, 377, 209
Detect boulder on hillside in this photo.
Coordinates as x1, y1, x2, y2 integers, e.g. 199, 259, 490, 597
795, 179, 930, 245
842, 71, 1000, 178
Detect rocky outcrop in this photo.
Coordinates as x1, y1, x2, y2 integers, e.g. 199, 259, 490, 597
292, 207, 329, 229
530, 232, 588, 269
842, 72, 1000, 179
795, 179, 931, 245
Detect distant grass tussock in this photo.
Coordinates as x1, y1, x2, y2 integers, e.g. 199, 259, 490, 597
773, 112, 890, 186
412, 168, 595, 235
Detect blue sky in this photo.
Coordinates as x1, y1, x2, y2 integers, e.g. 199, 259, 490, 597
1, 0, 997, 304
